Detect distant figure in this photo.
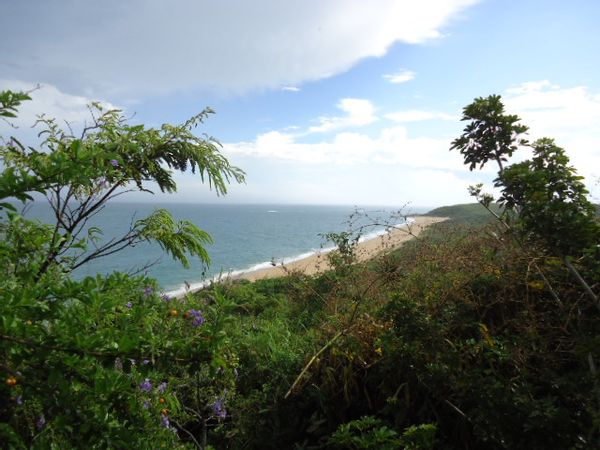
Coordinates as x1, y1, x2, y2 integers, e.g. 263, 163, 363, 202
184, 280, 191, 291
270, 257, 276, 267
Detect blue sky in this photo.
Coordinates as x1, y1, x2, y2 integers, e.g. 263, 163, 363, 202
1, 0, 599, 207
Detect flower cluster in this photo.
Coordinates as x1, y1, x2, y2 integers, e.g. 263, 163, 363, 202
139, 378, 152, 393
187, 309, 205, 327
213, 398, 227, 420
157, 381, 168, 394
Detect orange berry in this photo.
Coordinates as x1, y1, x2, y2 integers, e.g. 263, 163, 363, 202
183, 311, 190, 319
159, 397, 166, 404
169, 309, 178, 317
161, 408, 169, 415
6, 377, 17, 386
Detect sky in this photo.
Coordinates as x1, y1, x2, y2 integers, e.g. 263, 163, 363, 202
1, 0, 599, 208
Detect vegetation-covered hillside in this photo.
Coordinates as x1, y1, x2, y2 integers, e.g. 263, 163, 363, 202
425, 202, 502, 226
1, 92, 599, 449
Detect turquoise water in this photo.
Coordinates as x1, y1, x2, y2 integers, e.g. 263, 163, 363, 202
18, 202, 427, 293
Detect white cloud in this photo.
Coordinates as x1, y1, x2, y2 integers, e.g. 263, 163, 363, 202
0, 80, 117, 143
385, 109, 457, 122
503, 81, 600, 183
225, 123, 464, 172
0, 0, 479, 96
383, 69, 416, 84
281, 86, 300, 92
308, 98, 377, 133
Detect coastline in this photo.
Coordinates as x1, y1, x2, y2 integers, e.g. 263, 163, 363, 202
235, 215, 446, 282
169, 215, 446, 297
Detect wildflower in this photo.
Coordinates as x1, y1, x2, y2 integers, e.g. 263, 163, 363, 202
36, 415, 46, 430
161, 414, 170, 428
97, 177, 109, 189
188, 309, 205, 327
142, 359, 150, 365
126, 301, 133, 309
157, 381, 168, 394
143, 400, 151, 409
213, 398, 227, 419
139, 378, 152, 392
16, 395, 23, 405
110, 159, 119, 167
143, 286, 153, 296
161, 294, 171, 302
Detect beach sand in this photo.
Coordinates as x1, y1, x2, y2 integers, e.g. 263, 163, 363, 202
233, 215, 447, 282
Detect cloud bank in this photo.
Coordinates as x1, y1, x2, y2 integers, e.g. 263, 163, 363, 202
0, 0, 478, 97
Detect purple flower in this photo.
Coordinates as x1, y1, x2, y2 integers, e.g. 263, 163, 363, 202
15, 395, 23, 405
110, 159, 119, 167
157, 381, 168, 394
126, 301, 133, 309
161, 294, 171, 302
36, 414, 46, 430
143, 286, 153, 296
161, 414, 170, 428
142, 359, 150, 365
213, 398, 227, 419
139, 378, 152, 392
188, 309, 205, 327
97, 177, 109, 189
143, 400, 151, 409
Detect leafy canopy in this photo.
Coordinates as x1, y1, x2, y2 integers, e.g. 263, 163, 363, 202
450, 94, 528, 172
0, 92, 245, 274
0, 90, 244, 448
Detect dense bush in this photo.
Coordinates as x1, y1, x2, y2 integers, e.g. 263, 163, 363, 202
0, 90, 244, 448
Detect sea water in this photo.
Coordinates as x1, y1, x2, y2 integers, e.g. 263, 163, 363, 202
16, 202, 428, 294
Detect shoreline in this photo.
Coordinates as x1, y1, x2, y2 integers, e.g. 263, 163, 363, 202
235, 215, 446, 282
169, 215, 446, 297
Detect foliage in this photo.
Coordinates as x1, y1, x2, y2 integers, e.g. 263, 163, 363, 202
450, 94, 528, 172
328, 416, 436, 450
452, 94, 599, 303
0, 90, 244, 448
2, 88, 599, 449
496, 137, 599, 257
328, 416, 402, 449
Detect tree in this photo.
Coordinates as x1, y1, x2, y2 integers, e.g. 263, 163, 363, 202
450, 94, 528, 174
451, 94, 599, 304
1, 92, 245, 278
0, 90, 244, 447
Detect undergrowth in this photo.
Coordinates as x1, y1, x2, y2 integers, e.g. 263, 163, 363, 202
189, 217, 600, 449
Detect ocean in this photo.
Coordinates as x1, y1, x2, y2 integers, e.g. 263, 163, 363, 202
18, 202, 428, 294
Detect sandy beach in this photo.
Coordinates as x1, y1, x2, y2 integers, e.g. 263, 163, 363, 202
233, 215, 447, 282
